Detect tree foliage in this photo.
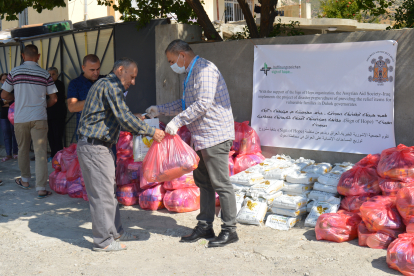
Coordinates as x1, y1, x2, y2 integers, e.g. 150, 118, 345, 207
319, 0, 394, 20
0, 0, 66, 21
392, 0, 414, 28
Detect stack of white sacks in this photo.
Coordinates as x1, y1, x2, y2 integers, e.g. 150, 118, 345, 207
226, 155, 354, 230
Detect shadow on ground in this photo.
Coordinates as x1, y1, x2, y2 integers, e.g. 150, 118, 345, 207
371, 256, 401, 275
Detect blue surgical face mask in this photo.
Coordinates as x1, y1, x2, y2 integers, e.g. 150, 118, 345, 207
170, 54, 186, 74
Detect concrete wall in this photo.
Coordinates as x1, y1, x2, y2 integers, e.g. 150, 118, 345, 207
155, 24, 414, 164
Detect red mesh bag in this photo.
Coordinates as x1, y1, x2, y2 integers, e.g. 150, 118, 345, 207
232, 121, 261, 155
360, 196, 405, 238
337, 165, 380, 196
315, 211, 362, 243
67, 177, 83, 198
50, 171, 68, 195
116, 131, 133, 161
7, 102, 14, 125
139, 184, 166, 210
215, 193, 220, 206
367, 232, 395, 249
177, 125, 191, 146
378, 144, 414, 182
396, 186, 414, 225
163, 187, 200, 213
387, 233, 414, 276
61, 144, 77, 172
142, 134, 199, 183
358, 221, 375, 246
82, 187, 88, 201
116, 158, 141, 185
52, 150, 63, 171
234, 152, 266, 174
116, 183, 139, 206
379, 177, 403, 197
340, 195, 374, 213
355, 154, 381, 168
229, 151, 235, 176
163, 172, 196, 190
66, 158, 81, 182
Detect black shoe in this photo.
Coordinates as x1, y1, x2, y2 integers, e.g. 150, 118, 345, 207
179, 226, 215, 243
208, 230, 239, 248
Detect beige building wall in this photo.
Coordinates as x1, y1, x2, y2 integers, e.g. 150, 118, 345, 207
203, 0, 226, 22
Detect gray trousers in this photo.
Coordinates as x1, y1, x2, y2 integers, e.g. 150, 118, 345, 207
77, 140, 124, 248
194, 140, 237, 231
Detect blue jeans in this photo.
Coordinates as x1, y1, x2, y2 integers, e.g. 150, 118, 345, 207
0, 118, 18, 156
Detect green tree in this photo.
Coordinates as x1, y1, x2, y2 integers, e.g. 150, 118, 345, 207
392, 0, 414, 28
0, 0, 66, 21
319, 0, 394, 20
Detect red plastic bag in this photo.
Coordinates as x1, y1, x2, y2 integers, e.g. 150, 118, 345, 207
48, 170, 59, 192
61, 144, 77, 172
163, 172, 196, 190
340, 195, 374, 213
116, 158, 141, 185
142, 134, 199, 183
358, 221, 375, 246
116, 183, 139, 206
387, 233, 414, 276
67, 177, 83, 198
215, 193, 220, 206
229, 151, 235, 176
232, 121, 261, 155
82, 187, 88, 201
7, 102, 14, 125
159, 121, 166, 130
52, 150, 63, 171
139, 184, 166, 210
177, 125, 191, 146
163, 187, 200, 213
337, 165, 380, 196
66, 158, 81, 182
367, 232, 395, 249
234, 152, 266, 174
116, 131, 133, 161
355, 154, 381, 168
140, 169, 162, 190
379, 178, 403, 197
50, 171, 68, 195
396, 186, 414, 225
378, 144, 414, 182
360, 196, 405, 238
315, 211, 362, 243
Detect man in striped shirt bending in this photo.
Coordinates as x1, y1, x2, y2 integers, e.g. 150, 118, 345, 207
1, 45, 58, 199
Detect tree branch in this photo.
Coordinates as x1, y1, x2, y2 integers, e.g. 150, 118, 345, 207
237, 0, 259, 38
185, 0, 223, 41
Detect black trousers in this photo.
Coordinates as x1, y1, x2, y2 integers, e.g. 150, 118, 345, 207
48, 117, 65, 158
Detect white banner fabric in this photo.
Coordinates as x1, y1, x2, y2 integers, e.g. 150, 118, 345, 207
252, 40, 397, 154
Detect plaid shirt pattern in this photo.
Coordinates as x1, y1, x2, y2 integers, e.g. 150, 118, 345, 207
158, 56, 234, 151
77, 72, 156, 144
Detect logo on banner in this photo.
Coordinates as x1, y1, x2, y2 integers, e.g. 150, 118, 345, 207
368, 56, 394, 84
260, 63, 271, 76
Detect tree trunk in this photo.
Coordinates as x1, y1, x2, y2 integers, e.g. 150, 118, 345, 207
185, 0, 223, 41
259, 0, 278, 37
237, 0, 259, 38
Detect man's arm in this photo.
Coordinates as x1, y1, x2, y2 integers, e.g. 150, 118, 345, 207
47, 93, 58, 108
157, 99, 182, 116
67, 98, 85, 112
1, 89, 14, 101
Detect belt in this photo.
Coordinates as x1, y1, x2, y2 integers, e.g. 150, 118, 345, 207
81, 136, 112, 148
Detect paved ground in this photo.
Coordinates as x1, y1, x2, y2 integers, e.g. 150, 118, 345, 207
0, 148, 400, 276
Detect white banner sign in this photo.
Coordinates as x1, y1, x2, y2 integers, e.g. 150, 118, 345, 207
252, 40, 397, 154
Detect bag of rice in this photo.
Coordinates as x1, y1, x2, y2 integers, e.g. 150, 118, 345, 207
264, 167, 297, 180
308, 190, 339, 201
331, 162, 354, 173
294, 157, 315, 170
269, 206, 307, 217
133, 118, 159, 162
236, 198, 268, 225
271, 194, 307, 210
232, 183, 250, 192
284, 191, 311, 198
271, 154, 293, 162
282, 182, 313, 193
317, 171, 343, 186
246, 191, 283, 205
307, 200, 315, 213
304, 197, 341, 227
286, 171, 320, 184
230, 171, 264, 186
302, 163, 332, 175
250, 179, 284, 194
313, 182, 339, 194
265, 214, 300, 230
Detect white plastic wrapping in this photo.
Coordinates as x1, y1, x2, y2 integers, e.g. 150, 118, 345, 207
246, 191, 283, 205
230, 171, 264, 186
282, 182, 313, 194
285, 171, 320, 184
301, 163, 332, 175
271, 194, 307, 210
250, 179, 284, 194
317, 172, 343, 186
313, 182, 339, 194
293, 157, 315, 170
264, 167, 297, 180
133, 118, 160, 162
269, 206, 307, 217
265, 214, 300, 230
304, 198, 341, 227
236, 198, 268, 225
307, 190, 339, 202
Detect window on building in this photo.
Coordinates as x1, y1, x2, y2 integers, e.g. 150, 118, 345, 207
224, 0, 253, 23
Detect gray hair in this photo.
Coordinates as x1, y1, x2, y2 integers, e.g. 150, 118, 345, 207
112, 58, 137, 72
165, 39, 193, 55
47, 66, 58, 74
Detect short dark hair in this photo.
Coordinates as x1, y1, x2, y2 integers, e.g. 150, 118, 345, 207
23, 44, 39, 57
165, 39, 193, 55
0, 73, 7, 79
112, 58, 137, 72
47, 66, 58, 74
83, 54, 100, 66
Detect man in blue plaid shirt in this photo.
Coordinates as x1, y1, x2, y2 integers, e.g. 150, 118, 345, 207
146, 40, 238, 247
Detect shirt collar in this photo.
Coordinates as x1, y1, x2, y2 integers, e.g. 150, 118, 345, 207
107, 72, 126, 92
23, 61, 39, 67
79, 73, 95, 84
185, 55, 199, 73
